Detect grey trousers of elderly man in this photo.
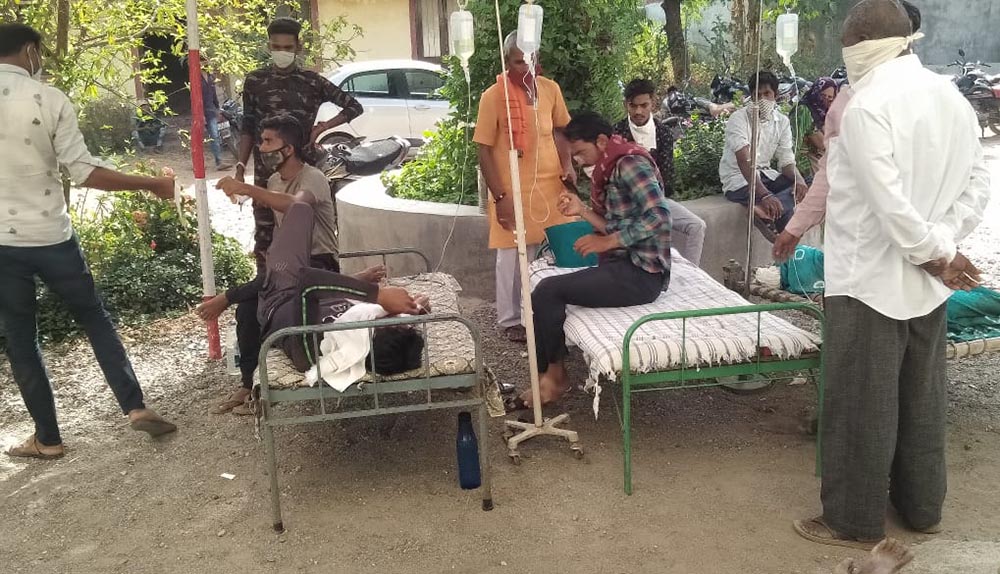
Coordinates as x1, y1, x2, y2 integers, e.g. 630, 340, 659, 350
820, 296, 948, 540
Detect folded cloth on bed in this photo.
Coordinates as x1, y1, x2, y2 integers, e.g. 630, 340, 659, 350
304, 303, 388, 391
529, 250, 821, 415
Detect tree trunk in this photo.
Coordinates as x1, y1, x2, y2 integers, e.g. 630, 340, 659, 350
731, 0, 761, 74
660, 0, 688, 83
57, 0, 70, 59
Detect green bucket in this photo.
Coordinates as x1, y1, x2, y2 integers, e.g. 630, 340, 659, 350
545, 221, 599, 268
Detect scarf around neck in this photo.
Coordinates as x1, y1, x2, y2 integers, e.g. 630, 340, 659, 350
588, 134, 662, 217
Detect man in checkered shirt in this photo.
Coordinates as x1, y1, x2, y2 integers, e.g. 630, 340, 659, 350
517, 112, 671, 409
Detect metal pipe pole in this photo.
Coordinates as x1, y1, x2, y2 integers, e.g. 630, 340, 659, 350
185, 0, 222, 360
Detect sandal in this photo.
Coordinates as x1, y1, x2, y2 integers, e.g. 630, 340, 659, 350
5, 435, 64, 460
212, 390, 250, 415
793, 516, 882, 550
504, 325, 527, 343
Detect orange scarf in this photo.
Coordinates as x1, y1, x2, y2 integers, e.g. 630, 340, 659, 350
496, 72, 533, 154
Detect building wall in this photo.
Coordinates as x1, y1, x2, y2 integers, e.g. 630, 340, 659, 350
317, 0, 413, 65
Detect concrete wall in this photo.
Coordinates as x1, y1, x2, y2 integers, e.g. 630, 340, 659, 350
317, 0, 413, 63
338, 174, 821, 300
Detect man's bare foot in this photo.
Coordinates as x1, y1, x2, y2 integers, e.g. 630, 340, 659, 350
212, 387, 251, 414
196, 294, 229, 322
354, 265, 387, 284
521, 364, 571, 407
854, 538, 913, 574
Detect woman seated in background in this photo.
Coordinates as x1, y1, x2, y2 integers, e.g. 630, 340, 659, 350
798, 78, 839, 173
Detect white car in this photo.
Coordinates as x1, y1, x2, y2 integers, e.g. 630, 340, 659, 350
315, 60, 450, 146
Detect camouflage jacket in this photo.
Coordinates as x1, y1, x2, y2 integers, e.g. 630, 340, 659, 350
241, 65, 363, 186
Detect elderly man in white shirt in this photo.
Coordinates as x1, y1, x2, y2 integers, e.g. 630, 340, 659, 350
719, 71, 809, 242
0, 24, 180, 460
794, 0, 990, 549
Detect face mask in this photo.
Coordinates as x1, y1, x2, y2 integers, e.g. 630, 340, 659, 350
260, 147, 289, 172
842, 32, 923, 85
270, 50, 296, 69
27, 45, 42, 80
749, 98, 776, 124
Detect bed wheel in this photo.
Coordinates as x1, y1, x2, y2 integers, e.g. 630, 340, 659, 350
509, 453, 522, 466
571, 445, 584, 460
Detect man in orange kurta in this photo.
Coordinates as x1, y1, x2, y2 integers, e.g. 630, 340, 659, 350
474, 34, 576, 342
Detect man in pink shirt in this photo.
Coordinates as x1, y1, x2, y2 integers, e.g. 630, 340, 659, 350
773, 0, 920, 262
773, 86, 852, 262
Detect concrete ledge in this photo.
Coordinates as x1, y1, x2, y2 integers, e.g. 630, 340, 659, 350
337, 175, 821, 299
337, 174, 494, 299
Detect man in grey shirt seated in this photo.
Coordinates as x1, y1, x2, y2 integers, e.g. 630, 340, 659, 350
196, 113, 381, 414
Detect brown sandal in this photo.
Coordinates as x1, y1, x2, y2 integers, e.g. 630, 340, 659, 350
793, 516, 882, 550
5, 435, 65, 460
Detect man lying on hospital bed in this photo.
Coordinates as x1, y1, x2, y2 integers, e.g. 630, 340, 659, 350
509, 112, 673, 410
255, 196, 430, 389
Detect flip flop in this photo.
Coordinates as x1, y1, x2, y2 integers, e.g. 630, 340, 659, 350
212, 396, 246, 415
5, 435, 64, 460
793, 517, 882, 550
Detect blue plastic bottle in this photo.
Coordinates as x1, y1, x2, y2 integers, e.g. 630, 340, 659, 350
456, 412, 481, 490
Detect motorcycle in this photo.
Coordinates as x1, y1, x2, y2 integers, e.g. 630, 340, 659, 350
661, 86, 736, 139
949, 49, 1000, 136
315, 136, 411, 213
218, 97, 243, 158
831, 65, 849, 89
777, 75, 812, 104
709, 74, 747, 104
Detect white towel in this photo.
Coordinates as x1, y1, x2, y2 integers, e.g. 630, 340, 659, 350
305, 303, 388, 391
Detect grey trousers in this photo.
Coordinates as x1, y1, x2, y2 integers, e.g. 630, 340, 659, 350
665, 198, 707, 266
820, 296, 948, 540
495, 245, 538, 329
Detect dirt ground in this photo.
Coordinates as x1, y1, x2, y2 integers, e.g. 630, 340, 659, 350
1, 137, 999, 574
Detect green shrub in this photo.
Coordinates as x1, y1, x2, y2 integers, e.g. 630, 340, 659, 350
30, 191, 253, 344
78, 97, 137, 153
672, 119, 726, 200
382, 120, 478, 206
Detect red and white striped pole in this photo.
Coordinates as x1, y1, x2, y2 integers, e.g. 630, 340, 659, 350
185, 0, 222, 360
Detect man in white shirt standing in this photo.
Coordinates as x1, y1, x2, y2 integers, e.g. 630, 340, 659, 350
719, 71, 809, 242
0, 24, 180, 460
794, 0, 990, 548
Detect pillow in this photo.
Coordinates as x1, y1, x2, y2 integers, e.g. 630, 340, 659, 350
545, 221, 598, 268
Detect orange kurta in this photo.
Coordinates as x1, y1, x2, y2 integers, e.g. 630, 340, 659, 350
473, 76, 572, 250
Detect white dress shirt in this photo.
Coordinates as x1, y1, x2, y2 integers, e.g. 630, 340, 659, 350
825, 54, 991, 320
0, 64, 110, 247
718, 106, 796, 193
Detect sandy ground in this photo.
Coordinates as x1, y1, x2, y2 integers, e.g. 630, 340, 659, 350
0, 136, 998, 574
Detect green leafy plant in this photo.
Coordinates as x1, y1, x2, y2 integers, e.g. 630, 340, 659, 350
623, 20, 674, 100
383, 120, 478, 206
672, 119, 727, 200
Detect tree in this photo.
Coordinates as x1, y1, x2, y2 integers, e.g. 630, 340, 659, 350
659, 0, 712, 84
9, 0, 361, 113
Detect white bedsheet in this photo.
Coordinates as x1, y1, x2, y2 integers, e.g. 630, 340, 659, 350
529, 250, 821, 415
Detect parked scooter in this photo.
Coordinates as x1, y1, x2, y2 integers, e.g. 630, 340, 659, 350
661, 86, 735, 139
950, 49, 1000, 136
710, 74, 747, 104
218, 97, 243, 158
315, 136, 411, 211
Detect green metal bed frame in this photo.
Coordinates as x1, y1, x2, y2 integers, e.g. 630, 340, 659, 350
619, 302, 825, 495
256, 249, 493, 533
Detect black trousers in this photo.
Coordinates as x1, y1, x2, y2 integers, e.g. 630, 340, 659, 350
531, 258, 666, 372
230, 256, 339, 389
0, 237, 146, 445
